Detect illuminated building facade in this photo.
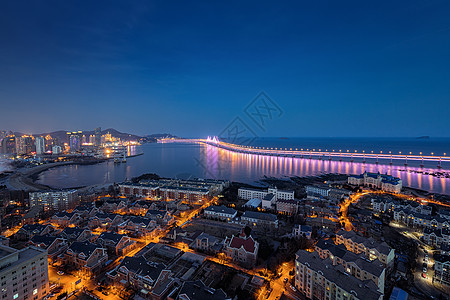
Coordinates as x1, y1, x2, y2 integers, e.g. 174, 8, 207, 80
1, 135, 16, 154
35, 136, 45, 155
295, 249, 383, 300
348, 172, 402, 193
29, 190, 79, 211
0, 245, 49, 300
15, 136, 34, 155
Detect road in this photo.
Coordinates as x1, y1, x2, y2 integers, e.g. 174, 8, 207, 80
339, 191, 369, 231
394, 223, 449, 299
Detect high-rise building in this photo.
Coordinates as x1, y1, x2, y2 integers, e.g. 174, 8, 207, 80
0, 244, 49, 300
89, 135, 95, 144
1, 136, 16, 154
35, 136, 45, 155
44, 135, 53, 152
15, 136, 34, 155
94, 127, 101, 146
67, 131, 82, 152
29, 189, 79, 211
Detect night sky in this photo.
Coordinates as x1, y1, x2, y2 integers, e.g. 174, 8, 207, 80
1, 1, 450, 137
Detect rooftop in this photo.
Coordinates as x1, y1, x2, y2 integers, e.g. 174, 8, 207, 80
204, 205, 237, 215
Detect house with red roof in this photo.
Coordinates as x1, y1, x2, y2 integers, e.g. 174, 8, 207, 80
223, 229, 259, 268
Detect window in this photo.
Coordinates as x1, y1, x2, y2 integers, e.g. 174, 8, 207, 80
33, 289, 38, 295
13, 294, 18, 299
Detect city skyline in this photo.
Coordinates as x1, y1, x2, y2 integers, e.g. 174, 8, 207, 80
1, 1, 450, 137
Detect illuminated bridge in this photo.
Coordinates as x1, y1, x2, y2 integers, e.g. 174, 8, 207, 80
159, 137, 449, 167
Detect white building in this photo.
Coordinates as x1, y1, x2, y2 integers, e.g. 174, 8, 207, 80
238, 186, 294, 201
348, 172, 402, 193
52, 145, 62, 155
305, 185, 331, 198
29, 189, 79, 211
0, 245, 49, 300
35, 136, 45, 155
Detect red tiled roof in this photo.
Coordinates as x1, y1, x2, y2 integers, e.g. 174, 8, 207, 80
229, 235, 256, 253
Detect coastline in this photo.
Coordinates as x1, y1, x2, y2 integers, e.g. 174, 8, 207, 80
6, 159, 107, 191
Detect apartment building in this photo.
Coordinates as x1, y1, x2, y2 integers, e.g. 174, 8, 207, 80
295, 249, 383, 300
29, 189, 79, 211
314, 240, 386, 292
238, 187, 294, 201
434, 254, 450, 286
241, 211, 278, 228
203, 205, 237, 221
422, 228, 450, 248
0, 245, 49, 300
335, 230, 395, 266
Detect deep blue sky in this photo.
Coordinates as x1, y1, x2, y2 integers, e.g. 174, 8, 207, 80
1, 1, 450, 137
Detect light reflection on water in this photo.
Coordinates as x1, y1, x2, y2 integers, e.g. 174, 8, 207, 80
36, 143, 450, 195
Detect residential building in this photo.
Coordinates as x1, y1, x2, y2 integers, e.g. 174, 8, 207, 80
276, 199, 299, 215
203, 205, 237, 221
241, 211, 278, 228
306, 185, 331, 199
292, 224, 312, 239
108, 256, 166, 295
433, 254, 450, 286
60, 227, 91, 242
64, 242, 107, 276
348, 172, 402, 193
97, 232, 136, 256
422, 228, 450, 248
0, 244, 49, 300
191, 232, 221, 253
295, 249, 383, 300
90, 213, 123, 230
29, 235, 68, 263
223, 229, 259, 268
238, 186, 294, 201
335, 230, 395, 266
50, 211, 82, 227
314, 240, 386, 292
176, 280, 228, 300
146, 210, 175, 226
393, 209, 449, 229
118, 216, 160, 237
261, 193, 276, 210
29, 189, 79, 211
15, 224, 54, 240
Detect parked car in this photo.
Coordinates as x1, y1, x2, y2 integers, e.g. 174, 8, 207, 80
423, 267, 427, 273
57, 271, 64, 276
